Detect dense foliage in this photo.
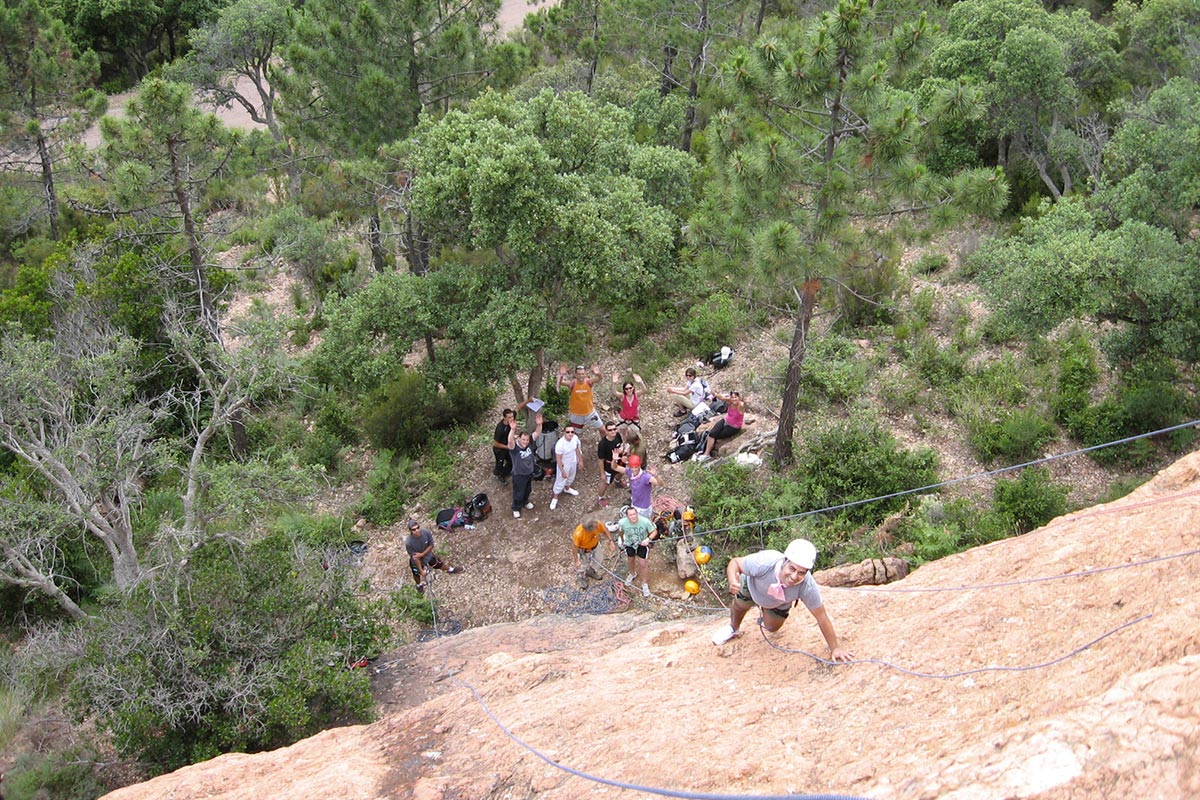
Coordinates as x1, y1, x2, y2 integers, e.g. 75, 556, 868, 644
1, 0, 1198, 791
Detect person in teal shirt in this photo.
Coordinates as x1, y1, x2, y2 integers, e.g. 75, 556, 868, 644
618, 506, 658, 598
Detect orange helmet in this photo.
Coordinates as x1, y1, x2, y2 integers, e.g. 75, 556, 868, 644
627, 454, 642, 468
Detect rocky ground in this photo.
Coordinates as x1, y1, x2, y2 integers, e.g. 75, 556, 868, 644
101, 452, 1200, 800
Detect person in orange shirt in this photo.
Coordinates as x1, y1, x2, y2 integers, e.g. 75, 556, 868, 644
572, 516, 617, 587
558, 364, 604, 430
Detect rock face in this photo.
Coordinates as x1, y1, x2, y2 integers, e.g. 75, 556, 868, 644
102, 453, 1200, 800
817, 556, 910, 586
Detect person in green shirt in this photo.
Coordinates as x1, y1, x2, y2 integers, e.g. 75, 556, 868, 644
617, 506, 658, 598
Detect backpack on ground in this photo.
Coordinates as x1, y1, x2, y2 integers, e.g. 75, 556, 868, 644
467, 493, 491, 521
708, 346, 735, 369
436, 507, 468, 530
666, 440, 699, 464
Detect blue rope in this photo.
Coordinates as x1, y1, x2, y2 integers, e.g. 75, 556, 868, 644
452, 674, 874, 800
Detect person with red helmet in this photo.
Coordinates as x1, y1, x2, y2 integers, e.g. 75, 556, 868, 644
610, 452, 663, 519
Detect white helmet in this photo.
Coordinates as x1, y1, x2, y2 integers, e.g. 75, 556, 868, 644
783, 539, 817, 570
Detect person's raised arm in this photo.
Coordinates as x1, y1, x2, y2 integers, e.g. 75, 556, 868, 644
532, 412, 544, 440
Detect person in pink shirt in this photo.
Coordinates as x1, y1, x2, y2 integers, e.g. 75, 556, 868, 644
611, 371, 645, 431
694, 391, 746, 461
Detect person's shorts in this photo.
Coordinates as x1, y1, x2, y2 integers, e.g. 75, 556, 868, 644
602, 467, 617, 485
737, 577, 790, 619
568, 410, 605, 429
624, 544, 649, 559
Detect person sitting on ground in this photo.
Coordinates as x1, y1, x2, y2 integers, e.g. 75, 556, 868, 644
558, 363, 605, 430
572, 516, 617, 587
711, 539, 853, 662
617, 506, 658, 598
694, 391, 747, 461
611, 371, 645, 431
665, 367, 708, 417
596, 421, 623, 508
551, 425, 583, 510
404, 519, 461, 592
508, 412, 544, 519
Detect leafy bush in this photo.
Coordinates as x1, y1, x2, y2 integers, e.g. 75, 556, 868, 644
358, 450, 415, 526
3, 745, 105, 800
68, 530, 390, 773
793, 413, 938, 527
907, 331, 968, 389
361, 368, 493, 454
672, 292, 739, 357
913, 252, 950, 275
798, 335, 870, 405
992, 467, 1068, 533
1052, 328, 1099, 426
964, 406, 1057, 465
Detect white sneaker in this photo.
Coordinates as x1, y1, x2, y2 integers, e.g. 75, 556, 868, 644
624, 573, 635, 587
711, 624, 741, 646
525, 502, 534, 510
513, 511, 521, 519
641, 583, 650, 598
550, 498, 558, 510
694, 453, 710, 462
564, 487, 579, 496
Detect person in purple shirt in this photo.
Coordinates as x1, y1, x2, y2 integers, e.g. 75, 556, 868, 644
610, 454, 663, 518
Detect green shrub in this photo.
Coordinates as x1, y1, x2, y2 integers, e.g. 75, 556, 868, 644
913, 252, 950, 275
358, 450, 414, 526
964, 406, 1057, 465
1052, 328, 1099, 425
4, 746, 105, 800
908, 331, 968, 389
793, 413, 938, 527
538, 373, 570, 422
361, 368, 493, 454
798, 335, 870, 405
68, 530, 389, 773
993, 467, 1067, 533
393, 585, 434, 627
673, 292, 739, 357
610, 298, 670, 349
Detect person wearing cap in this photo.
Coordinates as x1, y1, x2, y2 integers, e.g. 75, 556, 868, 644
404, 519, 461, 591
610, 453, 663, 519
572, 516, 617, 587
558, 363, 605, 430
666, 367, 708, 417
710, 539, 853, 661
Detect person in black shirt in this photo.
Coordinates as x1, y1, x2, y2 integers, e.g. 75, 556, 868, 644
492, 408, 517, 483
508, 412, 544, 519
596, 421, 624, 508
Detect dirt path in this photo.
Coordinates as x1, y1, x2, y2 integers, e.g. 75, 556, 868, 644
83, 0, 554, 149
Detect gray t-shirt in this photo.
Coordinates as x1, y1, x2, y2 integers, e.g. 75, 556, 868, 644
405, 529, 436, 565
740, 549, 823, 611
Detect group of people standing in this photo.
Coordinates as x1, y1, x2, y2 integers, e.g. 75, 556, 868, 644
490, 363, 749, 516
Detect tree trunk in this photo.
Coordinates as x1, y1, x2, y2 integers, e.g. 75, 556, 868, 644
368, 212, 386, 272
405, 209, 430, 276
773, 279, 819, 467
678, 0, 709, 152
166, 134, 217, 340
35, 131, 61, 240
755, 0, 768, 36
660, 45, 677, 97
585, 0, 600, 95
